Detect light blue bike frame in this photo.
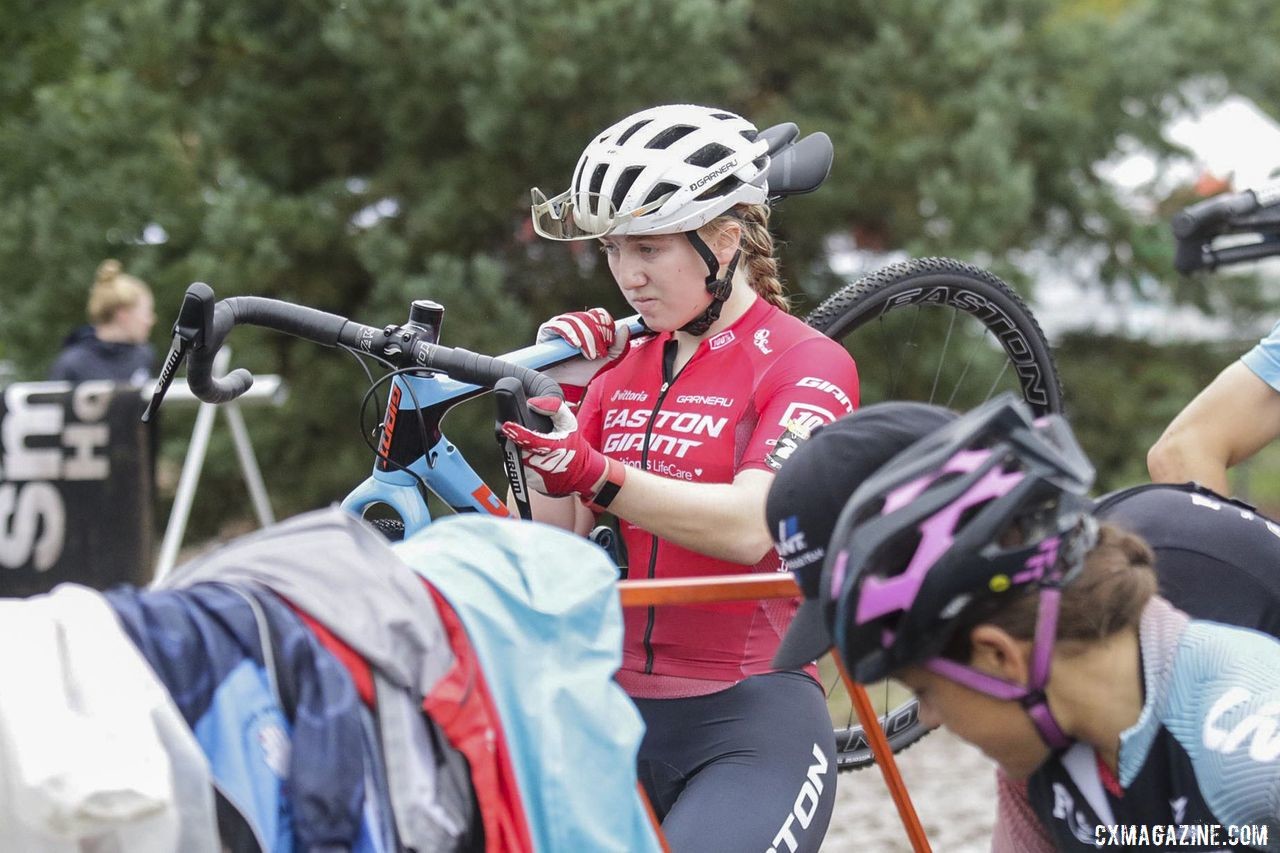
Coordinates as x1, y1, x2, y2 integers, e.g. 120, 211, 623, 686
341, 318, 644, 537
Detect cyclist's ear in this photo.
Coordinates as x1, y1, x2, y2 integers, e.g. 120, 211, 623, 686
967, 625, 1031, 684
700, 218, 743, 267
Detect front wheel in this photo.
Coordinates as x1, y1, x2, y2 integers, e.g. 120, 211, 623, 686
808, 256, 1063, 416
806, 256, 1065, 770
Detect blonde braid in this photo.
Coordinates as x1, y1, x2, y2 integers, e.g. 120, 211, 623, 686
700, 204, 790, 312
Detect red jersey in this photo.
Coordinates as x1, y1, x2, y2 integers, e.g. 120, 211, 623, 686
578, 297, 859, 685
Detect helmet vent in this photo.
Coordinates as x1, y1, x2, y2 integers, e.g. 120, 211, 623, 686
645, 125, 697, 150
611, 166, 643, 212
711, 112, 737, 120
615, 119, 652, 146
686, 142, 733, 168
643, 181, 679, 207
588, 163, 607, 196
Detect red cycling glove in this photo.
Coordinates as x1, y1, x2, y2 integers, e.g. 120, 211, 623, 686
500, 396, 626, 509
536, 309, 630, 407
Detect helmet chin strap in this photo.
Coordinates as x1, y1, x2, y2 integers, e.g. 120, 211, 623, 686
679, 230, 741, 336
922, 586, 1073, 751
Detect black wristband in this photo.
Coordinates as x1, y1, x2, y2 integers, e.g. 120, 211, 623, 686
588, 457, 626, 512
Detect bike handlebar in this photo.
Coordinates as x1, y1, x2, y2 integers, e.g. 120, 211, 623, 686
1172, 178, 1280, 273
1171, 188, 1263, 241
187, 295, 354, 403
150, 282, 562, 418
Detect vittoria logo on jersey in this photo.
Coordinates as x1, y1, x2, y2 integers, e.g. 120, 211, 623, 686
708, 329, 735, 350
611, 388, 649, 403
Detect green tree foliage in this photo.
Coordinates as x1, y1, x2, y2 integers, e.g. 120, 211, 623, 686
746, 0, 1280, 291
2, 0, 1278, 538
0, 0, 749, 536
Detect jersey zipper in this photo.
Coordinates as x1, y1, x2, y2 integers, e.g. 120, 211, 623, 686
639, 340, 683, 674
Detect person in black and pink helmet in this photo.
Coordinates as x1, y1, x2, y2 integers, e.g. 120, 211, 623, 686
768, 394, 1280, 851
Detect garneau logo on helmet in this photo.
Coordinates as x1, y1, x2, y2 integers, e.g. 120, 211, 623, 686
689, 158, 739, 192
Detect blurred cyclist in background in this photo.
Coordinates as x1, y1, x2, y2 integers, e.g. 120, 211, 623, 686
500, 103, 859, 852
48, 259, 156, 385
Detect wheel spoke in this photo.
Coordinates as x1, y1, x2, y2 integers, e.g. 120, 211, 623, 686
942, 334, 981, 409
982, 358, 1013, 403
928, 308, 959, 405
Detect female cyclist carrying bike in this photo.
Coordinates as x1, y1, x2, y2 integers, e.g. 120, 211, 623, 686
771, 395, 1280, 851
501, 104, 859, 852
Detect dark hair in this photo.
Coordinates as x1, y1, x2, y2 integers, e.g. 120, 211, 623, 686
941, 522, 1158, 661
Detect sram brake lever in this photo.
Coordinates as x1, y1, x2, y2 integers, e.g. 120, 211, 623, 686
142, 282, 215, 422
494, 377, 554, 520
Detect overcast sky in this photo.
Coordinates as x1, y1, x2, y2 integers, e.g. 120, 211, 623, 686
1104, 95, 1280, 198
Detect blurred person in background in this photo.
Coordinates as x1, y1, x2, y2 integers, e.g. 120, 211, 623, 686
48, 259, 156, 385
501, 103, 859, 852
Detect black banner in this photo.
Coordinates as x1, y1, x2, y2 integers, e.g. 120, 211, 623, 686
1, 381, 154, 596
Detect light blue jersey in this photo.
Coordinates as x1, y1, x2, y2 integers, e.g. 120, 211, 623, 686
1242, 319, 1280, 391
1028, 598, 1280, 851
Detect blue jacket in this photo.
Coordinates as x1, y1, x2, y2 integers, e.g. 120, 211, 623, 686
107, 582, 384, 853
48, 325, 154, 384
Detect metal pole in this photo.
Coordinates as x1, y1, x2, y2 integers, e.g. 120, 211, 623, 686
153, 383, 220, 582
222, 401, 275, 528
149, 348, 286, 583
833, 654, 932, 852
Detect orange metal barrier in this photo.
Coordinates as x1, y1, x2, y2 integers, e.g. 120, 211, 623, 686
617, 572, 932, 853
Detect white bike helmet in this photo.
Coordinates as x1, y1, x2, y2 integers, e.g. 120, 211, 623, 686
533, 104, 769, 240
532, 104, 771, 333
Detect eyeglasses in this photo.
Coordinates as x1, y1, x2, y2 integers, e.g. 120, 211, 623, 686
529, 187, 675, 241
